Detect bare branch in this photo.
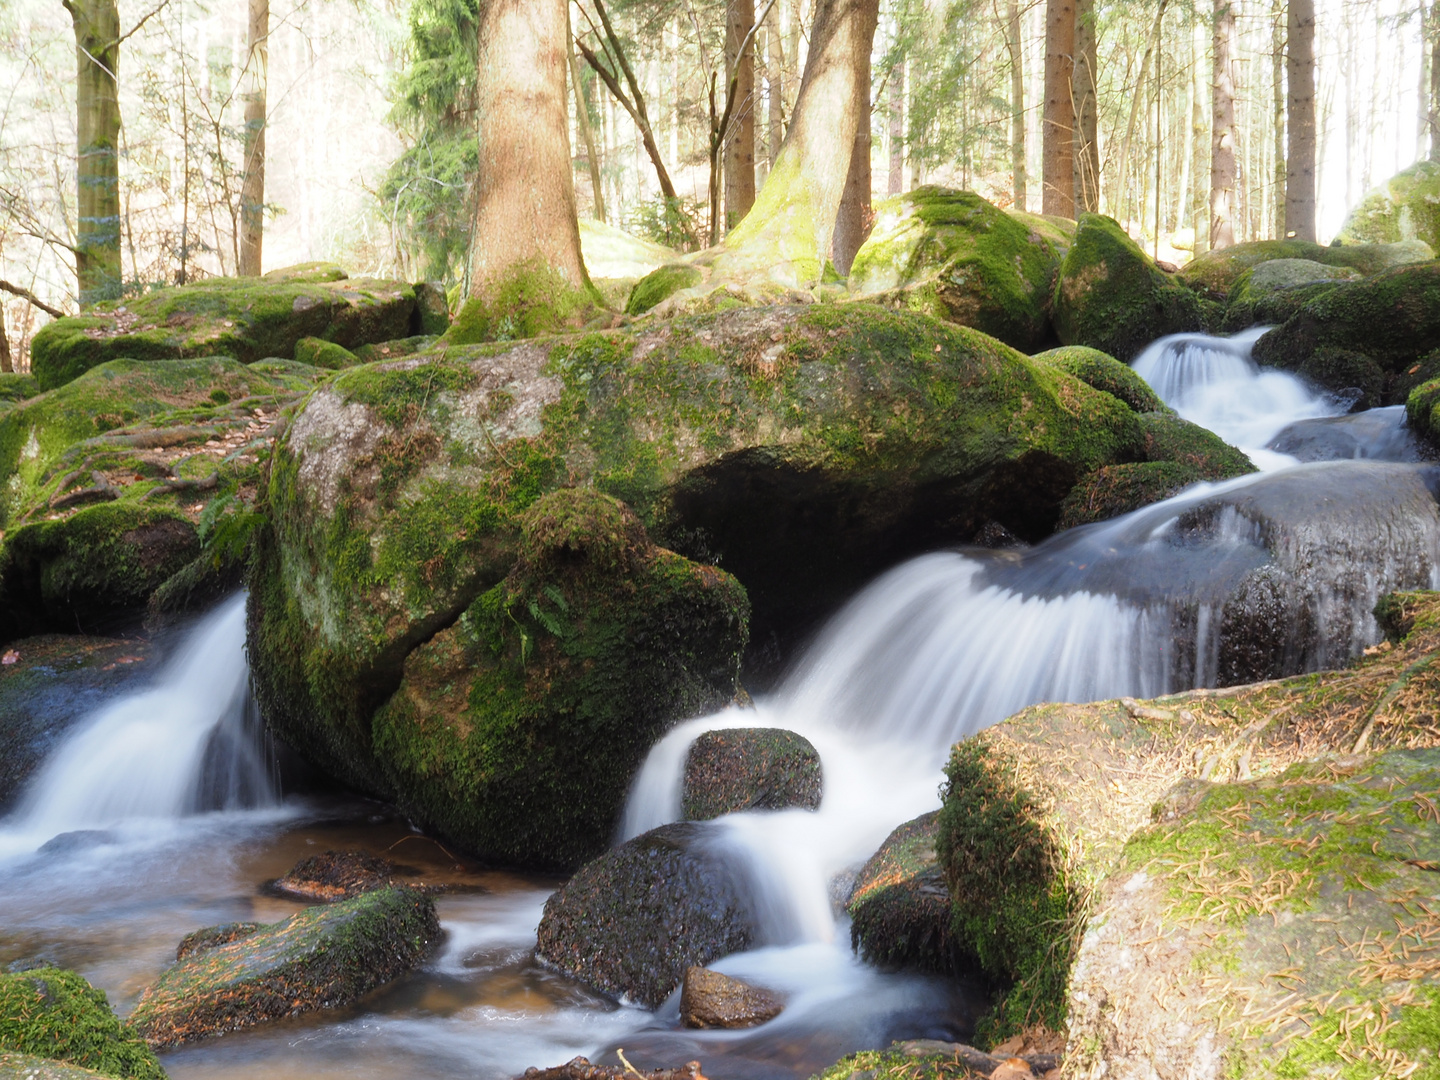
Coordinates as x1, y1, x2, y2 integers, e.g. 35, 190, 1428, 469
0, 279, 66, 319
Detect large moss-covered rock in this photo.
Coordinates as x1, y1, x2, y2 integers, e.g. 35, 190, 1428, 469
1339, 159, 1440, 252
1252, 262, 1440, 402
247, 303, 1146, 808
1057, 461, 1205, 529
1218, 258, 1364, 331
369, 489, 749, 868
128, 886, 439, 1048
681, 727, 821, 820
848, 188, 1065, 351
847, 811, 957, 974
29, 274, 423, 390
0, 374, 39, 404
0, 635, 154, 807
1135, 411, 1256, 479
1180, 237, 1431, 300
1032, 345, 1165, 413
534, 822, 759, 1007
0, 968, 164, 1080
1052, 214, 1205, 360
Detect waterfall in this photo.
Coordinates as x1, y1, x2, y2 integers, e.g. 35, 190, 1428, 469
6, 593, 276, 843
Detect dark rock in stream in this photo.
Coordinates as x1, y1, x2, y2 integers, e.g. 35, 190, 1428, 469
847, 812, 959, 975
681, 728, 821, 820
129, 885, 439, 1048
535, 822, 760, 1008
268, 849, 397, 902
679, 966, 783, 1029
1266, 405, 1427, 462
522, 1058, 707, 1080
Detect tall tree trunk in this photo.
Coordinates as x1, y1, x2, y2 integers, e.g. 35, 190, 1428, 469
1419, 1, 1431, 154
1007, 0, 1027, 209
720, 0, 881, 285
832, 67, 871, 275
888, 57, 905, 195
468, 0, 593, 324
724, 0, 757, 231
1272, 0, 1286, 235
1431, 2, 1440, 162
568, 16, 606, 224
1118, 0, 1169, 228
239, 0, 268, 276
0, 313, 11, 374
63, 0, 122, 305
1211, 0, 1238, 251
1072, 0, 1099, 212
768, 6, 785, 174
1192, 19, 1210, 256
1042, 0, 1076, 216
1285, 0, 1316, 241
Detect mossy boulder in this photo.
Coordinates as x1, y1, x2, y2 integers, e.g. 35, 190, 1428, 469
681, 727, 821, 820
1219, 259, 1363, 332
1252, 262, 1440, 402
262, 261, 347, 284
293, 337, 360, 370
0, 968, 164, 1080
29, 274, 424, 390
1339, 159, 1440, 252
351, 335, 438, 364
128, 885, 439, 1048
1032, 345, 1165, 413
1408, 375, 1440, 445
1179, 237, 1431, 299
626, 264, 704, 317
0, 503, 199, 644
847, 811, 958, 974
1056, 461, 1205, 530
0, 374, 39, 404
0, 635, 154, 807
1135, 411, 1255, 479
847, 187, 1065, 352
368, 489, 749, 868
247, 304, 1147, 813
1052, 214, 1205, 361
145, 509, 264, 629
534, 821, 760, 1007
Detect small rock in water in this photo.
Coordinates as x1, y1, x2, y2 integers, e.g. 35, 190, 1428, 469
678, 966, 783, 1029
521, 1057, 707, 1080
268, 849, 396, 902
175, 922, 260, 961
681, 728, 821, 820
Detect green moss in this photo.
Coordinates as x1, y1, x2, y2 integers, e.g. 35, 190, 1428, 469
625, 263, 704, 316
809, 1047, 976, 1080
1338, 160, 1440, 253
1058, 461, 1205, 528
848, 187, 1063, 351
351, 335, 438, 363
445, 261, 602, 344
0, 374, 39, 403
262, 261, 347, 283
293, 337, 360, 370
847, 811, 960, 975
1053, 214, 1204, 361
1181, 238, 1430, 299
1136, 410, 1256, 479
1032, 345, 1165, 413
0, 968, 164, 1080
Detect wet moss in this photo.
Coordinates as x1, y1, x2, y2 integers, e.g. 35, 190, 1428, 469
1052, 214, 1204, 361
0, 968, 164, 1080
848, 811, 960, 975
1057, 461, 1205, 529
1136, 411, 1256, 479
626, 264, 704, 316
1032, 345, 1165, 413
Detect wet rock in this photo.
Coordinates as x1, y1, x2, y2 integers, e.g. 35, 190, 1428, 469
681, 728, 821, 820
848, 187, 1064, 351
678, 966, 782, 1028
847, 812, 957, 974
1052, 214, 1204, 361
129, 885, 439, 1048
0, 636, 153, 808
174, 923, 260, 961
0, 968, 164, 1080
1267, 406, 1425, 463
523, 1057, 707, 1080
535, 822, 759, 1008
1032, 345, 1165, 413
269, 850, 396, 902
1056, 461, 1204, 529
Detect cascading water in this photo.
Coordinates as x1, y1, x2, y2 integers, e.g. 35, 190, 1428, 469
1, 593, 276, 855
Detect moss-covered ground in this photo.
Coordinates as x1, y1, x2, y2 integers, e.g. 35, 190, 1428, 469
1180, 238, 1430, 300
0, 969, 163, 1080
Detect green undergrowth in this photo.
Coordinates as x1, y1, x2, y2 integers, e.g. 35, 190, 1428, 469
809, 1046, 981, 1080
0, 968, 164, 1080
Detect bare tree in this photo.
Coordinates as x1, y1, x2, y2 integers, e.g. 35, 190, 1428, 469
238, 0, 268, 276
725, 0, 757, 231
1285, 0, 1317, 241
1211, 0, 1239, 251
63, 0, 122, 304
1005, 0, 1026, 209
1073, 0, 1099, 212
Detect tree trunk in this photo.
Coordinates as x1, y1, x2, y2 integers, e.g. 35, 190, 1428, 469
0, 312, 11, 374
1431, 3, 1440, 162
64, 0, 122, 305
1006, 0, 1027, 209
1285, 0, 1316, 241
768, 6, 785, 174
719, 0, 881, 285
1042, 0, 1076, 216
1192, 19, 1209, 256
888, 57, 905, 195
1211, 0, 1238, 251
468, 0, 592, 320
724, 0, 758, 232
568, 18, 606, 224
1118, 0, 1168, 228
1072, 0, 1099, 212
239, 0, 268, 276
1272, 0, 1286, 235
832, 71, 871, 275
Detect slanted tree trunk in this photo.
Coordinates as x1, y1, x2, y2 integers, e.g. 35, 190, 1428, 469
1042, 0, 1076, 216
1006, 0, 1027, 209
238, 0, 268, 277
716, 0, 881, 286
888, 57, 905, 196
63, 0, 122, 305
568, 11, 606, 224
1072, 0, 1099, 212
724, 0, 758, 232
1284, 0, 1316, 241
1211, 0, 1238, 251
832, 65, 871, 276
467, 0, 594, 332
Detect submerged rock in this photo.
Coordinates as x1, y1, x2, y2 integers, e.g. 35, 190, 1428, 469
535, 822, 759, 1008
269, 850, 396, 902
1267, 406, 1426, 463
129, 885, 439, 1048
523, 1058, 707, 1080
174, 923, 260, 961
0, 968, 164, 1080
847, 811, 957, 974
681, 727, 821, 820
678, 966, 783, 1029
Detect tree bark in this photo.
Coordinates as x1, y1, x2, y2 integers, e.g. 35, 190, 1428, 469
1117, 0, 1168, 228
63, 0, 122, 305
724, 0, 758, 232
0, 312, 11, 374
832, 70, 871, 276
1072, 0, 1099, 212
888, 57, 905, 196
1006, 0, 1027, 209
568, 16, 606, 224
469, 0, 591, 310
1285, 0, 1316, 241
768, 6, 784, 175
720, 0, 881, 285
238, 0, 268, 276
1042, 0, 1076, 216
1431, 2, 1440, 162
1211, 0, 1238, 251
1272, 0, 1286, 236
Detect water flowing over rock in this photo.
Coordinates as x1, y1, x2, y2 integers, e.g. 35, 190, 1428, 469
681, 728, 821, 820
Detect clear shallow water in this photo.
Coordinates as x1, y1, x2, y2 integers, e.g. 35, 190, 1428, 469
2, 327, 1436, 1078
